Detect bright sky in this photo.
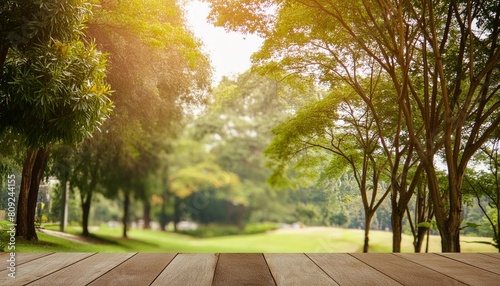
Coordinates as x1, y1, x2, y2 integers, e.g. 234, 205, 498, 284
185, 0, 264, 84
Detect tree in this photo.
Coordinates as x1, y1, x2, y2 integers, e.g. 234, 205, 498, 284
266, 87, 391, 252
210, 0, 423, 252
464, 130, 500, 251
1, 22, 112, 240
63, 0, 210, 237
208, 0, 500, 252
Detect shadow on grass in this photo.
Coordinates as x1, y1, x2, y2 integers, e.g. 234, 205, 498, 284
39, 225, 160, 251
86, 233, 161, 250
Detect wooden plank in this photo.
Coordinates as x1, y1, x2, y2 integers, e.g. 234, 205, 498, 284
151, 253, 218, 286
27, 252, 134, 286
438, 253, 500, 275
307, 253, 401, 285
398, 253, 500, 285
0, 252, 94, 286
0, 252, 53, 272
14, 252, 53, 265
212, 254, 276, 286
482, 253, 500, 260
264, 254, 337, 286
88, 253, 176, 285
352, 253, 465, 286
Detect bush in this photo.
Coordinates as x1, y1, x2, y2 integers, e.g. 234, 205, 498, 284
244, 222, 279, 234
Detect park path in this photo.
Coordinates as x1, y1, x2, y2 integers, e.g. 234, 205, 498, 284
39, 229, 90, 245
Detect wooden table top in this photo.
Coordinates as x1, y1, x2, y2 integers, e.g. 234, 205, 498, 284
1, 252, 499, 285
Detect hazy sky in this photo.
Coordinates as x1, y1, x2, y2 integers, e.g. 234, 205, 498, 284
185, 0, 263, 84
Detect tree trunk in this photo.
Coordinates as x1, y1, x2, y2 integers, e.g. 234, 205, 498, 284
26, 148, 49, 240
440, 223, 461, 252
16, 149, 37, 239
16, 148, 49, 241
81, 191, 93, 237
160, 202, 167, 231
425, 227, 431, 253
414, 226, 429, 253
122, 191, 130, 238
60, 178, 69, 232
425, 163, 462, 252
363, 227, 370, 253
496, 182, 499, 252
173, 196, 181, 232
391, 205, 403, 253
143, 199, 151, 229
363, 212, 374, 253
159, 189, 170, 231
413, 181, 433, 253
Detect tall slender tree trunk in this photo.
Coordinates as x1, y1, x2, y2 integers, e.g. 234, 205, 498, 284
173, 196, 181, 232
122, 191, 130, 238
414, 189, 433, 253
143, 199, 151, 229
59, 179, 69, 232
81, 191, 93, 237
414, 226, 429, 253
159, 174, 170, 231
16, 148, 49, 241
160, 197, 168, 231
363, 211, 374, 253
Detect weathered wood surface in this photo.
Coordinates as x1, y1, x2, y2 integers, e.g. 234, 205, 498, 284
0, 253, 498, 285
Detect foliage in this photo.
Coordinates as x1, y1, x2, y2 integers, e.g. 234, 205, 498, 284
170, 162, 240, 199
0, 0, 90, 47
168, 71, 307, 227
208, 0, 500, 252
1, 40, 112, 147
49, 0, 212, 237
463, 137, 500, 250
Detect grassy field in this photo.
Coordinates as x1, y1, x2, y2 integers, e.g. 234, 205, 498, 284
12, 225, 498, 253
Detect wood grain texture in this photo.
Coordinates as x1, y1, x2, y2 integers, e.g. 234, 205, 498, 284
88, 253, 176, 286
151, 253, 218, 286
0, 252, 52, 270
352, 253, 466, 286
27, 252, 134, 286
1, 252, 497, 285
438, 253, 500, 275
212, 253, 276, 286
482, 253, 500, 260
398, 253, 500, 285
307, 253, 401, 285
265, 254, 337, 286
0, 252, 94, 286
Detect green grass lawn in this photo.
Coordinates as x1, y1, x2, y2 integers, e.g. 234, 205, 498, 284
12, 225, 499, 253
